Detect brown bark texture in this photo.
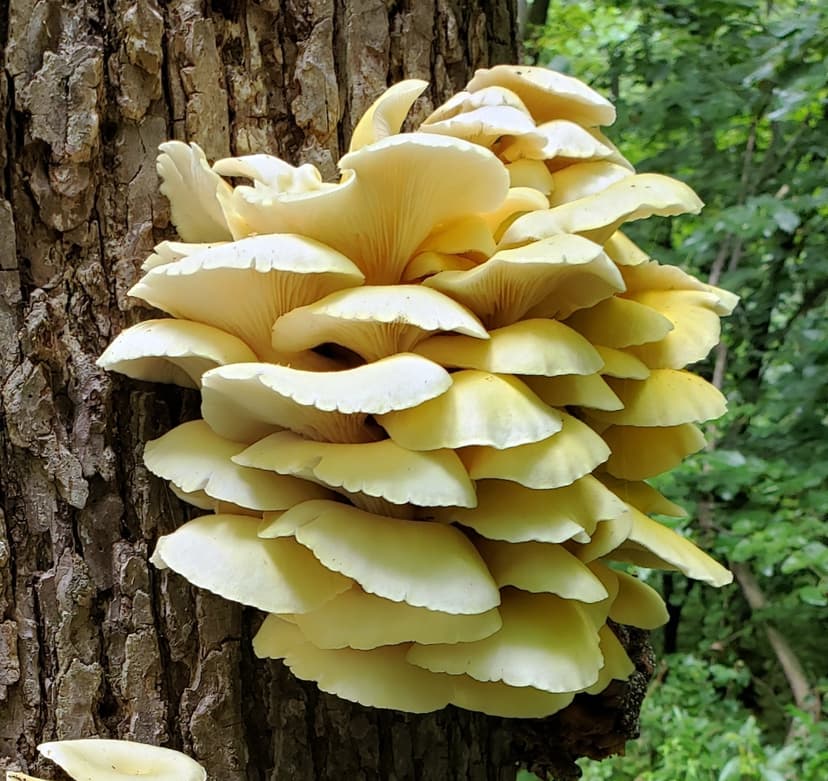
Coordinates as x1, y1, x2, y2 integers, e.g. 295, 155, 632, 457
0, 1, 651, 779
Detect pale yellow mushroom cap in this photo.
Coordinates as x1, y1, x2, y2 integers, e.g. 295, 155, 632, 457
96, 319, 257, 388
590, 369, 728, 427
423, 234, 624, 328
420, 104, 543, 148
593, 345, 651, 379
622, 507, 734, 586
223, 133, 510, 284
523, 372, 624, 411
35, 739, 207, 781
598, 474, 688, 518
212, 154, 333, 193
144, 420, 333, 511
602, 423, 707, 481
128, 234, 365, 362
505, 158, 556, 194
500, 119, 616, 163
270, 285, 488, 361
549, 161, 634, 206
151, 514, 352, 612
481, 186, 550, 240
461, 411, 611, 489
449, 676, 576, 718
256, 500, 500, 614
253, 616, 452, 713
142, 239, 227, 271
200, 353, 452, 443
415, 318, 603, 376
583, 625, 636, 695
377, 371, 563, 450
234, 430, 477, 508
609, 569, 670, 629
434, 475, 626, 544
467, 65, 616, 126
500, 173, 704, 248
423, 86, 531, 123
565, 296, 674, 349
571, 511, 635, 563
349, 79, 429, 152
407, 590, 603, 693
156, 141, 233, 242
477, 538, 609, 602
288, 587, 502, 650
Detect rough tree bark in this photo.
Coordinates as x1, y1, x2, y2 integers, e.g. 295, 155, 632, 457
0, 2, 651, 779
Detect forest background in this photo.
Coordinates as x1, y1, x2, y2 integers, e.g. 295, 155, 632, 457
524, 1, 828, 779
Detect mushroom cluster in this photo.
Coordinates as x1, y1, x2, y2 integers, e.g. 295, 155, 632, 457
99, 65, 737, 717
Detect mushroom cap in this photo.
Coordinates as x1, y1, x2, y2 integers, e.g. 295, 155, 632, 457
461, 412, 611, 489
624, 507, 733, 586
450, 676, 575, 718
500, 119, 615, 163
96, 319, 258, 388
423, 234, 624, 328
253, 616, 452, 713
400, 252, 478, 282
608, 569, 670, 629
289, 587, 502, 649
583, 625, 636, 695
481, 187, 550, 238
565, 296, 674, 349
423, 86, 531, 123
467, 65, 616, 127
349, 79, 429, 152
477, 538, 609, 602
626, 289, 727, 368
144, 420, 333, 510
156, 141, 232, 242
407, 589, 603, 693
258, 500, 500, 614
414, 318, 603, 376
200, 353, 452, 443
414, 215, 497, 260
235, 430, 477, 508
150, 514, 352, 613
604, 230, 651, 266
142, 240, 227, 271
505, 159, 555, 194
500, 173, 704, 248
420, 104, 543, 148
523, 372, 624, 411
377, 371, 562, 450
128, 234, 365, 361
434, 475, 626, 543
590, 370, 728, 427
213, 155, 334, 194
621, 260, 739, 315
223, 133, 510, 284
37, 739, 207, 781
270, 285, 487, 361
549, 161, 633, 206
570, 511, 634, 562
593, 345, 651, 379
598, 474, 687, 517
603, 423, 707, 481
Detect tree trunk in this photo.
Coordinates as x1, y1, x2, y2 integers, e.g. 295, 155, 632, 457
0, 2, 651, 779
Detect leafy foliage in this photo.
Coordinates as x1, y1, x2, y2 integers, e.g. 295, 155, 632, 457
527, 0, 828, 777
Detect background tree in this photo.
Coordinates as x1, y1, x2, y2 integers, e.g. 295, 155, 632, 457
0, 3, 652, 780
526, 1, 828, 778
